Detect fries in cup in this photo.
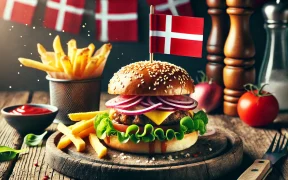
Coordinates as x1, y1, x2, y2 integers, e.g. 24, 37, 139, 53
19, 35, 112, 80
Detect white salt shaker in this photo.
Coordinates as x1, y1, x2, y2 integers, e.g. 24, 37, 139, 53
259, 0, 288, 111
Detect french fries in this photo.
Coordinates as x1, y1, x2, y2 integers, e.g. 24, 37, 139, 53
19, 35, 112, 80
71, 118, 94, 135
83, 55, 104, 78
57, 111, 109, 159
89, 133, 107, 158
68, 110, 108, 121
57, 126, 95, 150
60, 55, 73, 77
57, 123, 86, 152
18, 58, 61, 72
88, 43, 95, 58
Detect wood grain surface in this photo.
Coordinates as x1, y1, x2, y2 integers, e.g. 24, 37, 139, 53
0, 91, 288, 180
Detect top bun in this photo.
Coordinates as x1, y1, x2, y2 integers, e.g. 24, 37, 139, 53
108, 61, 194, 96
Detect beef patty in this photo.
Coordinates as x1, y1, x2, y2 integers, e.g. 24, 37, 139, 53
111, 110, 192, 126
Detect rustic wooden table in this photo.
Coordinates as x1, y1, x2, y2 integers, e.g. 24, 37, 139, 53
1, 91, 288, 180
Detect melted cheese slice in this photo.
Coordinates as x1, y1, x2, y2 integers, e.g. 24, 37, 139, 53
143, 110, 194, 125
143, 110, 174, 125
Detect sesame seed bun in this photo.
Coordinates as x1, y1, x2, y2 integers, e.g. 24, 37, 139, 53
108, 61, 194, 95
103, 131, 198, 154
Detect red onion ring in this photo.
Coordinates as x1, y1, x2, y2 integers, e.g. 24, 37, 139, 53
105, 95, 139, 108
163, 95, 194, 105
147, 97, 175, 111
115, 97, 144, 109
140, 98, 150, 107
157, 97, 198, 110
115, 103, 163, 115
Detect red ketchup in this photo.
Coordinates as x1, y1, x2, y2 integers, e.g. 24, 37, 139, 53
9, 105, 52, 115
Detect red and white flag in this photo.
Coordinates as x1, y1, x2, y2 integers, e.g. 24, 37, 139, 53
95, 0, 138, 42
0, 0, 38, 25
43, 0, 85, 34
147, 0, 193, 16
150, 14, 204, 58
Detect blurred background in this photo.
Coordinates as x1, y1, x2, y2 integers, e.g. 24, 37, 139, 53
0, 0, 271, 92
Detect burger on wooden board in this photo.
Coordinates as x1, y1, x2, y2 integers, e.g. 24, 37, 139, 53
95, 61, 208, 154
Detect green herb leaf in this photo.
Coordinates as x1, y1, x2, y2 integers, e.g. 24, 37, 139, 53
24, 131, 47, 147
0, 146, 26, 162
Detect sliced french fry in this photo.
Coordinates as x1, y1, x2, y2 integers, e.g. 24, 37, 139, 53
37, 44, 56, 67
57, 126, 95, 150
93, 43, 112, 58
55, 52, 63, 71
67, 39, 77, 63
18, 58, 61, 72
73, 50, 83, 78
73, 48, 89, 77
53, 35, 65, 55
57, 123, 85, 152
70, 48, 77, 66
71, 118, 94, 135
37, 43, 47, 56
94, 55, 106, 69
68, 111, 108, 121
60, 55, 73, 77
89, 133, 107, 158
88, 43, 95, 58
80, 48, 89, 74
53, 36, 65, 70
82, 56, 102, 78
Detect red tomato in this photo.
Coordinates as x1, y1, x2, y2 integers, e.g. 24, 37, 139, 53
237, 90, 279, 127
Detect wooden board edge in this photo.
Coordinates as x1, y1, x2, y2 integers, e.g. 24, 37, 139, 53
45, 127, 243, 180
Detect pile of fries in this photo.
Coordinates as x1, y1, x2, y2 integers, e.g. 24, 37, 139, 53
18, 36, 112, 79
57, 111, 108, 158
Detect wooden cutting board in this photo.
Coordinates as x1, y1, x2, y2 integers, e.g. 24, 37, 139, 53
46, 127, 243, 180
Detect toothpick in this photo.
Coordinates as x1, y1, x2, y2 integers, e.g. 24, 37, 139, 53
149, 5, 154, 63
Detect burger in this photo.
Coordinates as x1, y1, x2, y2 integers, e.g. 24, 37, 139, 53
95, 61, 208, 154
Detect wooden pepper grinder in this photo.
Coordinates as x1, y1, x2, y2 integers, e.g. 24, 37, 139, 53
206, 0, 228, 87
223, 0, 256, 116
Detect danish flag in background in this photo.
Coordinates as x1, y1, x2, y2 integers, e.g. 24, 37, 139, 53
95, 0, 138, 42
0, 0, 38, 25
43, 0, 85, 34
150, 14, 204, 58
147, 0, 193, 16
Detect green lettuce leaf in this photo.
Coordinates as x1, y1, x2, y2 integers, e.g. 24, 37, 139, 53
94, 110, 209, 144
193, 110, 208, 124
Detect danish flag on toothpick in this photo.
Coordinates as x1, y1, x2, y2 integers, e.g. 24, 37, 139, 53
0, 0, 38, 25
149, 13, 204, 58
43, 0, 85, 34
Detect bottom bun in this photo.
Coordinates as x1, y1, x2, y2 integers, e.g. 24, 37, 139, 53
103, 131, 198, 154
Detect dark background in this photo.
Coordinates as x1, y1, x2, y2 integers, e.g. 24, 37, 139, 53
0, 0, 269, 92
